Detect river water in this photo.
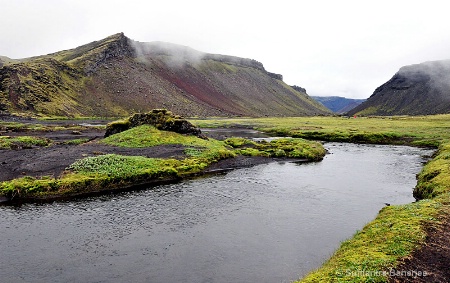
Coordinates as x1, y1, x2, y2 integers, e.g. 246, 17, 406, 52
0, 143, 433, 283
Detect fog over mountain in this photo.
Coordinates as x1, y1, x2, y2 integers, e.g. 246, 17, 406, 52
348, 60, 450, 116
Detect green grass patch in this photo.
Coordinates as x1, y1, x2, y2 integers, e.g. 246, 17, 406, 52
298, 199, 444, 282
191, 115, 450, 146
0, 121, 50, 132
102, 124, 214, 148
0, 136, 51, 149
414, 142, 450, 199
63, 138, 90, 145
0, 154, 180, 198
67, 154, 178, 178
224, 137, 255, 148
0, 121, 104, 132
225, 137, 326, 160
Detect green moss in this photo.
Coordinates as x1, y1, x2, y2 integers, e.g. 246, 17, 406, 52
224, 137, 255, 148
192, 115, 450, 146
298, 199, 445, 282
0, 136, 51, 149
224, 137, 326, 161
68, 154, 178, 178
63, 138, 90, 145
0, 176, 62, 197
103, 124, 217, 148
414, 142, 450, 199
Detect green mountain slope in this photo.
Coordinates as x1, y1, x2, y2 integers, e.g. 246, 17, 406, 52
348, 60, 450, 116
0, 33, 330, 117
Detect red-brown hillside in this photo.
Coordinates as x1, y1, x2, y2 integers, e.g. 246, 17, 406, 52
0, 33, 330, 117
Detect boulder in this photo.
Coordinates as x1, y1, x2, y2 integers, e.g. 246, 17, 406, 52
104, 109, 207, 139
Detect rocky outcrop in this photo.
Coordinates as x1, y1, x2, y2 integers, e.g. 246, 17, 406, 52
104, 109, 207, 139
291, 85, 307, 94
73, 33, 135, 75
203, 54, 265, 71
267, 72, 283, 80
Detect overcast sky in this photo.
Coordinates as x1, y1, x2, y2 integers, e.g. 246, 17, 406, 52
2, 0, 450, 98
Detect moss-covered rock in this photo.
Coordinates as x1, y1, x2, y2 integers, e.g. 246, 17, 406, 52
104, 109, 207, 139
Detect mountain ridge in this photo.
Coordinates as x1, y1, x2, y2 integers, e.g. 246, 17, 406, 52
348, 60, 450, 116
0, 33, 330, 117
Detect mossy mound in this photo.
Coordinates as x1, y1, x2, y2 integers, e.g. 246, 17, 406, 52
104, 109, 207, 139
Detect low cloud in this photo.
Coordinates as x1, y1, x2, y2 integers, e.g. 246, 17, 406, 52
130, 39, 205, 68
398, 60, 450, 97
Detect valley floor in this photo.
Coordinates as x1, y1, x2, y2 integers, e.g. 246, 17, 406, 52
1, 115, 449, 282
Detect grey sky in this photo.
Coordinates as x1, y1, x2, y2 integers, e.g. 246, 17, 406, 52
2, 0, 450, 98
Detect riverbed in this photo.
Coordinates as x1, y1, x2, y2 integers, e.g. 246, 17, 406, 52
0, 143, 433, 283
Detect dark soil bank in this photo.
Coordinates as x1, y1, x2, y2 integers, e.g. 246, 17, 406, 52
389, 210, 450, 283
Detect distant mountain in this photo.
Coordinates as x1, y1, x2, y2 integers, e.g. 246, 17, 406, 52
348, 60, 450, 116
312, 96, 365, 113
0, 33, 330, 117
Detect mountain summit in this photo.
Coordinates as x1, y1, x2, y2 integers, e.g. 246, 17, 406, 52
348, 60, 450, 116
0, 33, 329, 117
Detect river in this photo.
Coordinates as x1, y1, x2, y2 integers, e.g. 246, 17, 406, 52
0, 143, 433, 283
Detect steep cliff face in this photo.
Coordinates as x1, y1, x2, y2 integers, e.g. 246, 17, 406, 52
348, 60, 450, 116
0, 33, 330, 117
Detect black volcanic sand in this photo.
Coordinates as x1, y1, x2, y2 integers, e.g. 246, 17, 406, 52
0, 142, 188, 181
